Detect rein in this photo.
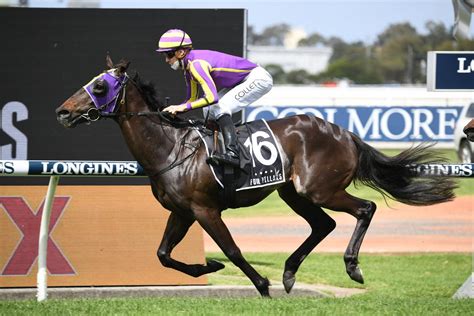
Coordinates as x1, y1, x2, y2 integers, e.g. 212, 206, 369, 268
146, 129, 200, 178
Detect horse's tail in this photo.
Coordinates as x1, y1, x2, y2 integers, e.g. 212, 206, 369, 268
350, 133, 457, 206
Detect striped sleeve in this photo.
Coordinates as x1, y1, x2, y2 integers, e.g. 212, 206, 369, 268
186, 60, 218, 109
184, 73, 199, 103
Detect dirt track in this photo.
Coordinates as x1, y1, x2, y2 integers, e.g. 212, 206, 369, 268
204, 196, 473, 253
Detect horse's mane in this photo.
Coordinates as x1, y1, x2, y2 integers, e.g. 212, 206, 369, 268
131, 72, 164, 111
130, 72, 208, 129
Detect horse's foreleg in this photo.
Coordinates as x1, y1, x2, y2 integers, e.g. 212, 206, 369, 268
158, 212, 225, 277
193, 208, 271, 297
278, 183, 336, 293
322, 190, 376, 284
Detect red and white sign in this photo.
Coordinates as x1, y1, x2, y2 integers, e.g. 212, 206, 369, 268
0, 186, 206, 287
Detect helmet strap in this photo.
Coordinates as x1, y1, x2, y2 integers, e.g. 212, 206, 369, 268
178, 31, 185, 47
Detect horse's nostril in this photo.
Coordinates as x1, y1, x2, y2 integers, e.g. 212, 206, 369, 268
57, 110, 70, 118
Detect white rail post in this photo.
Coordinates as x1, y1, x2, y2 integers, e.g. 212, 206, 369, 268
36, 175, 60, 302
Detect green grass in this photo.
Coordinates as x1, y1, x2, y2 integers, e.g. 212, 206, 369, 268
1, 253, 472, 315
223, 149, 472, 218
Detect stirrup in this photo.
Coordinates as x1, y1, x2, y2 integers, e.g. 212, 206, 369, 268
207, 153, 240, 168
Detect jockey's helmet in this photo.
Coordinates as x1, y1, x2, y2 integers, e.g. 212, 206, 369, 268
156, 29, 192, 52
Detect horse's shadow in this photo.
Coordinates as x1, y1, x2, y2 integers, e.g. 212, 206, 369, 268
207, 256, 274, 268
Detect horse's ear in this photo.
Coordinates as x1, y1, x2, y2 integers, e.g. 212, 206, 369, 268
117, 59, 131, 74
106, 54, 114, 69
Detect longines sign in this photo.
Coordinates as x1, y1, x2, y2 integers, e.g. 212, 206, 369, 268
427, 51, 474, 91
0, 160, 144, 177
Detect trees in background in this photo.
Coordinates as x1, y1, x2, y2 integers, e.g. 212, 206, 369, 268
248, 21, 474, 84
248, 24, 292, 46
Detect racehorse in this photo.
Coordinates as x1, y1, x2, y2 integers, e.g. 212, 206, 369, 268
463, 119, 474, 142
56, 57, 456, 297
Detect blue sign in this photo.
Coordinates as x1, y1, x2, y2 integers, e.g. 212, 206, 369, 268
245, 105, 463, 143
427, 51, 474, 91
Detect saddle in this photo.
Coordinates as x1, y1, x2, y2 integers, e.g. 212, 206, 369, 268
194, 119, 285, 209
160, 112, 285, 208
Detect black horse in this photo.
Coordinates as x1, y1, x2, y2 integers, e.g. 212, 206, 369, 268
55, 57, 456, 297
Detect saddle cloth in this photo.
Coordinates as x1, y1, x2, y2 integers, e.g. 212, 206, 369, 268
195, 119, 286, 191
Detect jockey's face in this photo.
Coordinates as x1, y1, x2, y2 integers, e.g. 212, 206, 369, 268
164, 49, 188, 71
164, 50, 177, 64
164, 49, 187, 64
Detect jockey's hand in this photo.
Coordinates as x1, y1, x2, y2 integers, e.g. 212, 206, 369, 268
163, 104, 187, 116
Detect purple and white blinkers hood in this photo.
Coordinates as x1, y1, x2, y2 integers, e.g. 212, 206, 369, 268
83, 69, 128, 114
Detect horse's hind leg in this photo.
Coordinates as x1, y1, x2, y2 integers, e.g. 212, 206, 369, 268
278, 183, 336, 293
321, 190, 376, 284
158, 212, 225, 277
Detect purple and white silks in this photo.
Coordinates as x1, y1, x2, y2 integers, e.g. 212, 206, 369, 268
182, 50, 258, 109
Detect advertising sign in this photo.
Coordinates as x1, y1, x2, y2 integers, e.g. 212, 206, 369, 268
427, 51, 474, 91
245, 105, 463, 143
0, 186, 206, 287
0, 160, 145, 177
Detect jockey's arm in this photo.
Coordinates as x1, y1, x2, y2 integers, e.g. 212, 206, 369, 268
183, 77, 199, 104
180, 60, 218, 110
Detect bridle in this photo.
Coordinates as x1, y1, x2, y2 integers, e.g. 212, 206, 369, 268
78, 70, 130, 124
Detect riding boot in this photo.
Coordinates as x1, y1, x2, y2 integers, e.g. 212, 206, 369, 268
210, 114, 240, 168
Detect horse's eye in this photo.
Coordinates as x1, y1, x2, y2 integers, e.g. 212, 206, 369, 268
92, 79, 108, 96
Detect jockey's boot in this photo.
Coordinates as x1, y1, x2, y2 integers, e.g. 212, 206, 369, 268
210, 114, 240, 168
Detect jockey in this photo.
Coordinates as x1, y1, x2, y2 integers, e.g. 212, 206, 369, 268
157, 29, 273, 168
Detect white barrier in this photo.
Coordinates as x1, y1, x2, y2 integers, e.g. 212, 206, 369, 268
0, 159, 472, 302
36, 175, 59, 302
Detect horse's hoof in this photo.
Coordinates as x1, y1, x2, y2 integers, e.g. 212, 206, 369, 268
259, 288, 271, 298
207, 259, 225, 272
348, 266, 364, 284
257, 277, 271, 298
283, 271, 296, 293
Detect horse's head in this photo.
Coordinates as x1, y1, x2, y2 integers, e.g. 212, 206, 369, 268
56, 56, 130, 128
463, 119, 474, 142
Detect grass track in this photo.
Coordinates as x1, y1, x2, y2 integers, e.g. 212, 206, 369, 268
1, 253, 472, 315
